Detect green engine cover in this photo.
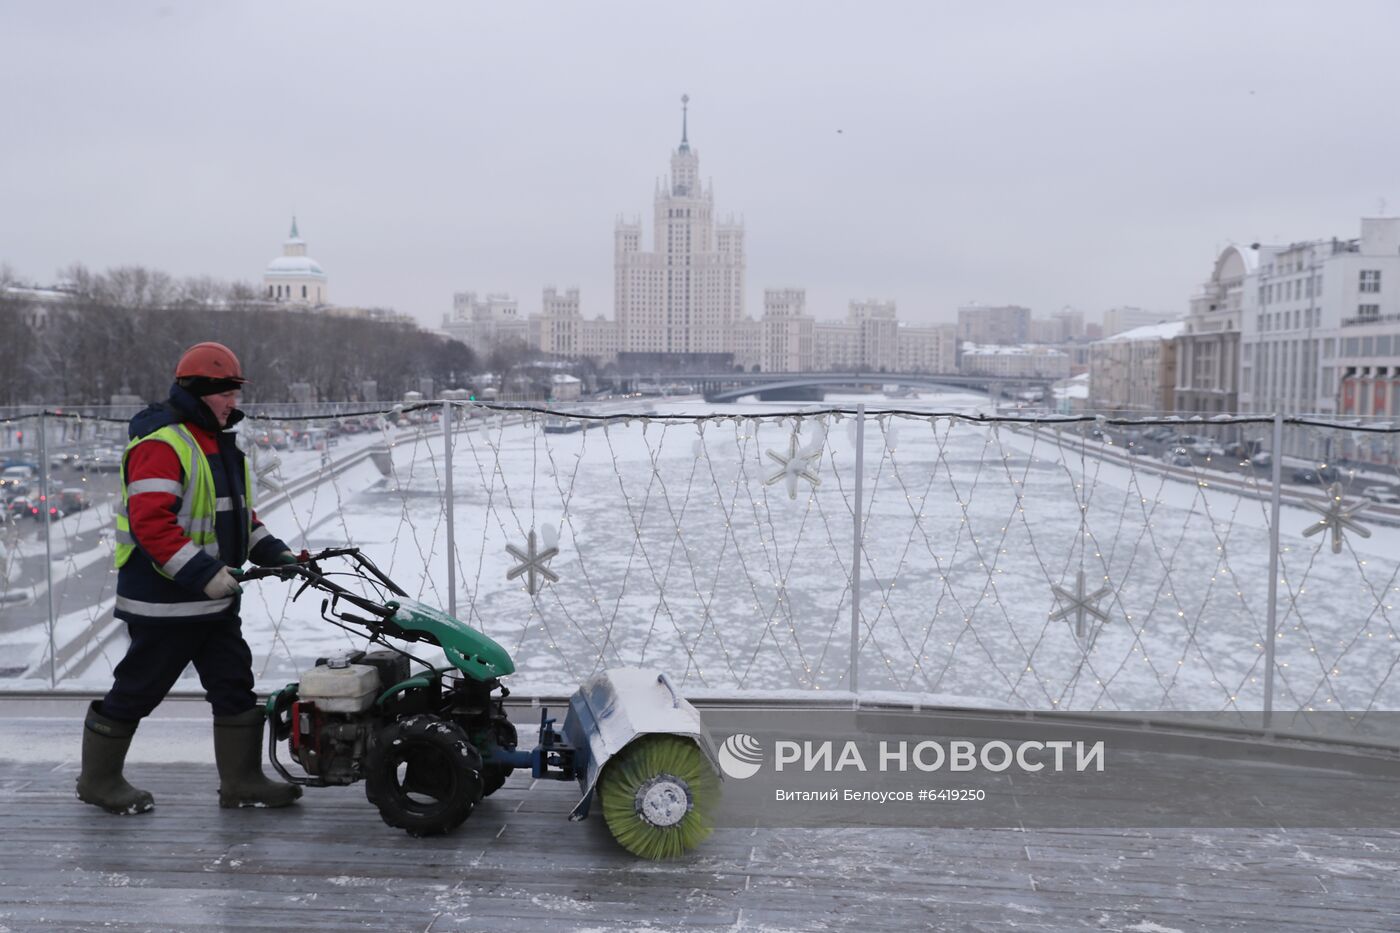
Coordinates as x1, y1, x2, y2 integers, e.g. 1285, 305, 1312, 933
387, 598, 515, 681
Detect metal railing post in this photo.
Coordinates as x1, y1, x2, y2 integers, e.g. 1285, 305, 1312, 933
443, 400, 457, 620
39, 413, 57, 688
1263, 410, 1284, 728
849, 404, 865, 697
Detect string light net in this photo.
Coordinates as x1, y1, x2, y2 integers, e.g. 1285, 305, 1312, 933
3, 403, 1400, 718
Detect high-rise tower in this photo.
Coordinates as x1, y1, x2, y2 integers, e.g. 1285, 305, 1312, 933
615, 96, 746, 357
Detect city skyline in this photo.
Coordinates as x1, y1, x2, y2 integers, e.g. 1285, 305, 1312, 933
4, 2, 1399, 331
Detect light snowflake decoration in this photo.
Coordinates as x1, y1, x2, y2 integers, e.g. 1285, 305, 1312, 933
506, 526, 560, 595
1302, 482, 1371, 554
1050, 570, 1113, 639
764, 430, 823, 500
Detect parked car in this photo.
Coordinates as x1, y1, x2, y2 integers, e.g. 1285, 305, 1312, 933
1247, 451, 1272, 469
1362, 485, 1400, 505
1191, 439, 1226, 458
1163, 447, 1193, 467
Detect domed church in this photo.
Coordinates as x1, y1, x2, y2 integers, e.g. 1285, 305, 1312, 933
263, 217, 328, 304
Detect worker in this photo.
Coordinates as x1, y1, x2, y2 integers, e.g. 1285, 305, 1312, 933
77, 341, 303, 814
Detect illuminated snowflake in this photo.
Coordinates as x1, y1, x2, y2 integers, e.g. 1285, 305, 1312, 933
1302, 482, 1371, 554
764, 430, 823, 500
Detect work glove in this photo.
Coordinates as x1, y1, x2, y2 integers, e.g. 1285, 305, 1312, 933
203, 566, 242, 599
272, 550, 299, 565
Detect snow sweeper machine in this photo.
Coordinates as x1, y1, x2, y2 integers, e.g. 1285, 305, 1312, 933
235, 547, 721, 860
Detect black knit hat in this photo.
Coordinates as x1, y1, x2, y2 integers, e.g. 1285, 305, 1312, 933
180, 376, 243, 397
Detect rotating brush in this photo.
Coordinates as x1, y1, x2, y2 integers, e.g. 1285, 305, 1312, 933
598, 734, 720, 860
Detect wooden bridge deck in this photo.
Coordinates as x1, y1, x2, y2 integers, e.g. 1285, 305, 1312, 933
2, 697, 1399, 932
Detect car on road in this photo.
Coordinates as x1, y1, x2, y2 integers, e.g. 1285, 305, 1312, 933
1191, 439, 1226, 458
1293, 465, 1341, 484
1163, 447, 1193, 467
58, 488, 92, 514
77, 448, 123, 473
1225, 440, 1264, 460
25, 497, 60, 521
0, 465, 36, 490
1362, 485, 1400, 505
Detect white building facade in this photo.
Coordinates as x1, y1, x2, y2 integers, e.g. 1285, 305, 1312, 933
761, 288, 814, 373
614, 99, 745, 357
960, 343, 1070, 380
1102, 306, 1180, 338
1175, 245, 1248, 415
957, 304, 1030, 345
1089, 321, 1184, 413
263, 217, 328, 304
1240, 218, 1400, 423
442, 291, 530, 350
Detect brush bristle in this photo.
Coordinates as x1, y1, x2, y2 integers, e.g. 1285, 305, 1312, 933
598, 734, 719, 859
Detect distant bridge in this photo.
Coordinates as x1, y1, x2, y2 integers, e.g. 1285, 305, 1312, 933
600, 371, 1055, 404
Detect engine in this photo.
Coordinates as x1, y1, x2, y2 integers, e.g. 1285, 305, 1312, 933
287, 650, 409, 785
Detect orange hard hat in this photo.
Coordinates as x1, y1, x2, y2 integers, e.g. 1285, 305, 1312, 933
175, 342, 247, 383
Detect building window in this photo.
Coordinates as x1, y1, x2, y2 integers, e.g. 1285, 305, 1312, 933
1359, 304, 1380, 321
1361, 270, 1381, 293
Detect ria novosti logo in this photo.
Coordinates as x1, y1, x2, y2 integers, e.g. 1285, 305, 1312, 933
717, 733, 764, 779
715, 733, 1105, 778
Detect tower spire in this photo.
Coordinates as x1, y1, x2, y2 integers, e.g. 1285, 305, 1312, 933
289, 215, 300, 239
679, 93, 690, 151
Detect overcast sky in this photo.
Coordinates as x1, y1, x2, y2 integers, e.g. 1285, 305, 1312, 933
4, 1, 1399, 330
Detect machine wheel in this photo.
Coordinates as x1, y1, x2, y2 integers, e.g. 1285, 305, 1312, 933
481, 719, 518, 797
365, 715, 483, 836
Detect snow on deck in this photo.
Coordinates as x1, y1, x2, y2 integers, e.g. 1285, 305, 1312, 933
4, 696, 1400, 932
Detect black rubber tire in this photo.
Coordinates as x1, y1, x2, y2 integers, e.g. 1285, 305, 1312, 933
365, 715, 483, 836
481, 719, 518, 798
267, 688, 296, 742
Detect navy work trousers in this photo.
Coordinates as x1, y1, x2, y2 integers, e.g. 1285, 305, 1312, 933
101, 618, 257, 722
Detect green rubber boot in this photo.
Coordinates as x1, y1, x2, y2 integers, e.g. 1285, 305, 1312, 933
76, 701, 155, 815
213, 708, 302, 808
